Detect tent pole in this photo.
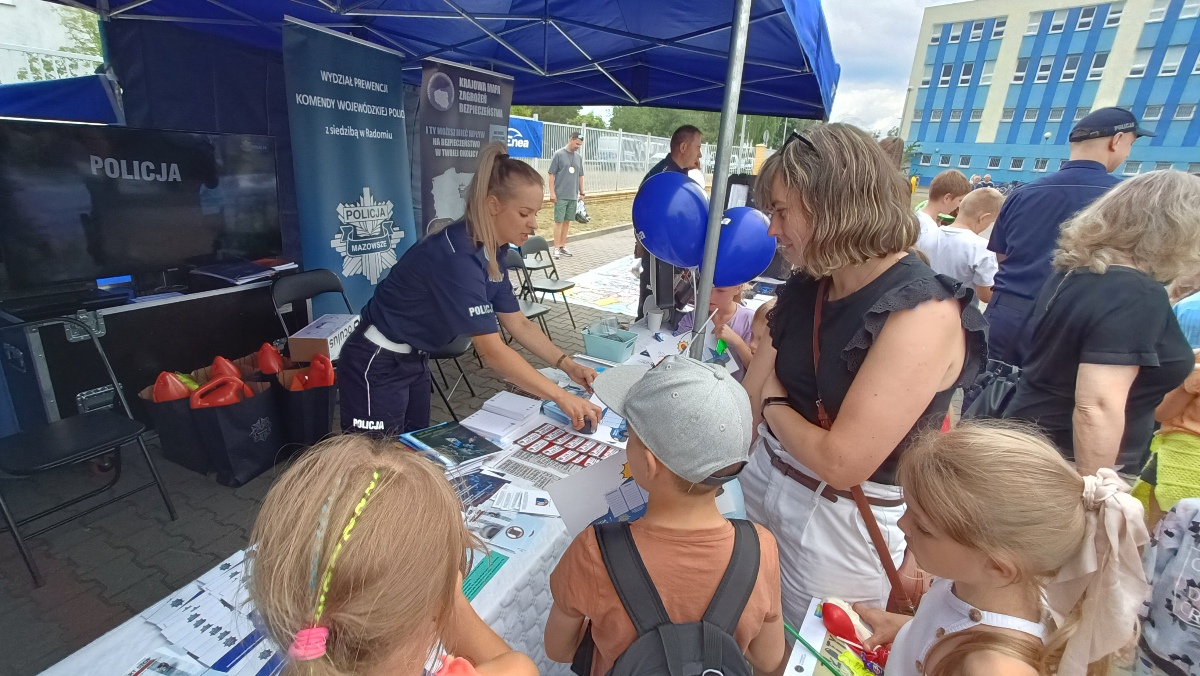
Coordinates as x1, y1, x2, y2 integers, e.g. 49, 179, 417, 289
690, 0, 752, 359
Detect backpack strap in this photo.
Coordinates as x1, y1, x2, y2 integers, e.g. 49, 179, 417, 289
701, 519, 761, 635
594, 522, 673, 637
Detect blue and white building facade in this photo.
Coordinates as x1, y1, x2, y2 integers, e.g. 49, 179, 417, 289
903, 0, 1200, 185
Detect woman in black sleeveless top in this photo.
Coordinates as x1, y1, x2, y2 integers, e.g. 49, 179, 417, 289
739, 125, 986, 624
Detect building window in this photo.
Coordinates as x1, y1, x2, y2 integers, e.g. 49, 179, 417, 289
1077, 6, 1096, 30
1194, 57, 1200, 74
1189, 162, 1200, 176
1049, 107, 1065, 122
960, 63, 974, 86
1183, 0, 1200, 19
970, 108, 984, 121
1130, 49, 1152, 77
1023, 108, 1039, 122
1010, 157, 1025, 170
970, 20, 985, 41
913, 108, 923, 121
939, 154, 952, 167
993, 17, 1007, 39
949, 23, 962, 43
1026, 12, 1041, 34
1050, 9, 1068, 32
1106, 2, 1124, 26
959, 156, 972, 168
1075, 107, 1090, 121
1144, 104, 1163, 120
1013, 57, 1030, 83
1088, 52, 1108, 79
1148, 0, 1169, 22
921, 64, 932, 87
1123, 161, 1141, 175
930, 109, 944, 121
1160, 46, 1185, 76
1155, 161, 1174, 171
1035, 55, 1055, 83
930, 24, 941, 44
988, 156, 1002, 169
1034, 158, 1050, 172
1002, 108, 1016, 122
1176, 103, 1197, 120
1059, 159, 1069, 170
1062, 54, 1081, 81
920, 154, 932, 166
950, 109, 963, 122
981, 60, 995, 85
939, 64, 953, 87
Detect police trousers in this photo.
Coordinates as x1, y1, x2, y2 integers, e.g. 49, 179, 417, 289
338, 327, 431, 437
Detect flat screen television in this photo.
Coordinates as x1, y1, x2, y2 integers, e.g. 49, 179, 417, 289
0, 119, 281, 296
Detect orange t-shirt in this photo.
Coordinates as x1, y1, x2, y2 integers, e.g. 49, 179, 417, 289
549, 520, 782, 676
1160, 354, 1200, 437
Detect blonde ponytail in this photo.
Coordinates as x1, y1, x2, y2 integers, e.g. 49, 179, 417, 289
459, 142, 543, 281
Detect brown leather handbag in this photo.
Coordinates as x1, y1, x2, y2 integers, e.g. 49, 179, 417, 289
810, 279, 930, 615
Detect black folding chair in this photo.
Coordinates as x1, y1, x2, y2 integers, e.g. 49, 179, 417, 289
0, 317, 177, 587
508, 246, 576, 328
427, 335, 477, 422
270, 269, 353, 337
504, 249, 553, 339
520, 235, 558, 279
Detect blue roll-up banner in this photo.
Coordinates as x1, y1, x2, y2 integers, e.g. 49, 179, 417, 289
282, 20, 416, 315
506, 117, 543, 158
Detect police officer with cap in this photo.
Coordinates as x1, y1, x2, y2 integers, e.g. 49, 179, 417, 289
339, 143, 603, 435
984, 107, 1154, 367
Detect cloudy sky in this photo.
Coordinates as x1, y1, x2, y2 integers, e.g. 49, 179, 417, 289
584, 0, 956, 135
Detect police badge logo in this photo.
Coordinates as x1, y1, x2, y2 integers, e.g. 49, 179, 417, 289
249, 417, 272, 442
331, 187, 405, 284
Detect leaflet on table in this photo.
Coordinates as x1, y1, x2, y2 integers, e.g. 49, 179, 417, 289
481, 391, 541, 422
492, 421, 624, 489
783, 597, 860, 676
460, 409, 525, 442
125, 648, 207, 676
490, 484, 559, 516
449, 466, 511, 507
400, 422, 505, 469
465, 509, 545, 554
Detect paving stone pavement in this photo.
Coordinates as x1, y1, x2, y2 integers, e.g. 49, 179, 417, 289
0, 229, 634, 676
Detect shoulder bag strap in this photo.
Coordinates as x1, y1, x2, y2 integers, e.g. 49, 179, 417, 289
810, 279, 912, 612
594, 522, 673, 637
700, 519, 762, 635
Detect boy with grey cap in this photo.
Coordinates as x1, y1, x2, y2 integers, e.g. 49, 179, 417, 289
545, 356, 785, 675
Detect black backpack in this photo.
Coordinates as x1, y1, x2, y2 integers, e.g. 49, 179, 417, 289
571, 519, 761, 676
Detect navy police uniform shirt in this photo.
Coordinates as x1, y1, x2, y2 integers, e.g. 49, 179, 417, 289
987, 160, 1119, 299
361, 220, 520, 353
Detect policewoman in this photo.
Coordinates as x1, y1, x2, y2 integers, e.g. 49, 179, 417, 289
339, 143, 603, 435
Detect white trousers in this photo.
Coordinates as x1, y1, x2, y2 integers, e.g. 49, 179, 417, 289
742, 424, 908, 627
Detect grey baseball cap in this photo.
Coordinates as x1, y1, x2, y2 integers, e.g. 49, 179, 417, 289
592, 355, 752, 485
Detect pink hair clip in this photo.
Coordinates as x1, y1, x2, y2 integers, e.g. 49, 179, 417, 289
435, 655, 482, 676
288, 626, 328, 661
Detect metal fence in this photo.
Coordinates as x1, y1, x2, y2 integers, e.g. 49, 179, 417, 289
0, 43, 102, 85
518, 117, 764, 195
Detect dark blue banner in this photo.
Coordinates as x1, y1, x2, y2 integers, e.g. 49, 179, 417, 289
282, 21, 416, 315
507, 117, 543, 158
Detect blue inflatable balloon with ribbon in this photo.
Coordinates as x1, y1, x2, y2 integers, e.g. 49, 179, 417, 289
713, 207, 775, 287
632, 172, 709, 268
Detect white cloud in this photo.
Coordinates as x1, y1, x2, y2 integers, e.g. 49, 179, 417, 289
822, 0, 958, 136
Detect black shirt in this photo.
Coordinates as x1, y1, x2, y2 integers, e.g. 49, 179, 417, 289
769, 254, 986, 484
642, 155, 686, 184
1005, 267, 1192, 466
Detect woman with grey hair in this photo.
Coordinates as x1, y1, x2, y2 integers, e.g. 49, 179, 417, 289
1005, 170, 1200, 474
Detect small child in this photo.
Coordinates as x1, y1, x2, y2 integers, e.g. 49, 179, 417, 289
916, 170, 972, 251
544, 356, 786, 675
248, 436, 536, 676
675, 285, 756, 380
1134, 348, 1200, 529
748, 297, 776, 357
921, 187, 1002, 304
855, 422, 1149, 676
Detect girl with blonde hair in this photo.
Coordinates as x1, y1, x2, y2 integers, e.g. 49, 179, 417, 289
338, 142, 601, 437
856, 422, 1150, 676
248, 436, 536, 676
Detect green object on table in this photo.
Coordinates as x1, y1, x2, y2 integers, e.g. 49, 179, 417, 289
785, 621, 843, 675
715, 338, 727, 355
462, 551, 508, 601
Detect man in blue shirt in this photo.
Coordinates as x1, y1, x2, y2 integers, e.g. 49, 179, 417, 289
636, 125, 703, 320
985, 107, 1154, 366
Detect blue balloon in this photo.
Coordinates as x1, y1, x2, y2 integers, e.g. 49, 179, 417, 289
632, 172, 708, 268
713, 207, 776, 287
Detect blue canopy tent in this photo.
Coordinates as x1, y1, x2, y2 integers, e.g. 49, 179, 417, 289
0, 74, 123, 124
49, 0, 839, 351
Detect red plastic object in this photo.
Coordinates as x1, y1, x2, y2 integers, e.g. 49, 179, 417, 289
152, 371, 191, 403
257, 343, 284, 375
190, 376, 253, 408
822, 602, 862, 646
211, 356, 241, 380
306, 354, 335, 388
288, 372, 309, 391
435, 656, 481, 676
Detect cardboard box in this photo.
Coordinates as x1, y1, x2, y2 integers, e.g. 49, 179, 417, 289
288, 314, 360, 362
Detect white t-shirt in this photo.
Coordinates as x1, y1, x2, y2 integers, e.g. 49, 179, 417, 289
921, 225, 998, 288
915, 210, 941, 254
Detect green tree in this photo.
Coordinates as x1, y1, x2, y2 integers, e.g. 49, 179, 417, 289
509, 105, 584, 124
15, 5, 101, 82
608, 107, 819, 149
569, 112, 607, 129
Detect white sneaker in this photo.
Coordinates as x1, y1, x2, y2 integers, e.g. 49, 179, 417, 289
559, 247, 574, 257
553, 249, 563, 259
